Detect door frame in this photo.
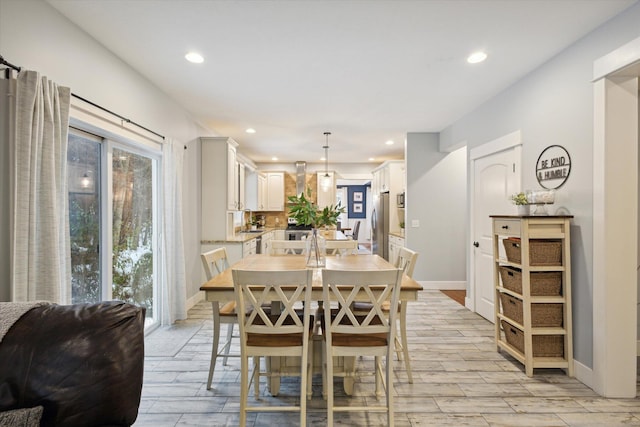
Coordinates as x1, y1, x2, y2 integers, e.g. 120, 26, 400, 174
467, 130, 522, 311
592, 36, 640, 397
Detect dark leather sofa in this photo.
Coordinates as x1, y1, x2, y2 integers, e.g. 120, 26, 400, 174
0, 301, 145, 426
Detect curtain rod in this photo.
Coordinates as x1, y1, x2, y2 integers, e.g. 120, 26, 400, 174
0, 54, 168, 142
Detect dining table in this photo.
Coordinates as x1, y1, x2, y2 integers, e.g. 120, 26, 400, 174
199, 253, 423, 395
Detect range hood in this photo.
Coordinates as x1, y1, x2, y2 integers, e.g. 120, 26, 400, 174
295, 161, 306, 196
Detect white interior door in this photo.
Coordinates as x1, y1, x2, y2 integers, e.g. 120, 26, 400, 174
472, 145, 520, 321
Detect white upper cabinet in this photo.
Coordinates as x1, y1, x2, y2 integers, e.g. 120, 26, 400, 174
226, 143, 238, 210
258, 173, 267, 210
201, 136, 241, 239
265, 172, 284, 211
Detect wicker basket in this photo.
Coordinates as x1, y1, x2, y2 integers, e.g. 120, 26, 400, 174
499, 293, 563, 327
501, 320, 564, 357
503, 238, 562, 266
499, 266, 562, 296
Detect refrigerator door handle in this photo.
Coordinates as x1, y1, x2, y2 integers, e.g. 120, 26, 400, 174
371, 208, 377, 230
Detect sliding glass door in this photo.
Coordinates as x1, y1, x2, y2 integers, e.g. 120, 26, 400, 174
111, 146, 158, 323
67, 128, 160, 327
68, 130, 102, 302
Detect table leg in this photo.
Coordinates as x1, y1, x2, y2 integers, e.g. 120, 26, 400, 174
343, 356, 355, 395
207, 302, 221, 390
267, 356, 281, 395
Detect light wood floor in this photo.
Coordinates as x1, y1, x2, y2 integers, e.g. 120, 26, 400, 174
136, 290, 640, 426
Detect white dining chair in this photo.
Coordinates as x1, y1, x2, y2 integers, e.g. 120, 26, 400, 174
391, 246, 418, 383
201, 247, 238, 390
325, 239, 358, 256
270, 239, 307, 255
321, 268, 403, 427
352, 246, 418, 383
232, 268, 314, 427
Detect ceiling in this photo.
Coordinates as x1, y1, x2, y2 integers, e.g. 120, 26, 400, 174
47, 0, 636, 164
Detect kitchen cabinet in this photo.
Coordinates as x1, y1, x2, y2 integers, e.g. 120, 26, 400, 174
492, 215, 573, 377
226, 141, 239, 210
243, 238, 257, 256
317, 171, 336, 209
202, 137, 240, 240
258, 173, 267, 210
372, 160, 405, 233
264, 172, 284, 211
388, 234, 405, 266
261, 230, 274, 255
201, 136, 257, 239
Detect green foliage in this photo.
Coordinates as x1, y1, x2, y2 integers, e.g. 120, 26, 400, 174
511, 192, 529, 205
287, 186, 345, 228
317, 203, 346, 227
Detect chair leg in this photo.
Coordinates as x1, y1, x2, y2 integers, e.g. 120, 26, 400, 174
253, 356, 261, 398
325, 344, 334, 427
306, 338, 313, 400
239, 355, 249, 427
300, 346, 308, 427
375, 356, 383, 399
386, 352, 394, 427
399, 302, 413, 383
321, 340, 327, 400
222, 323, 234, 366
207, 302, 222, 390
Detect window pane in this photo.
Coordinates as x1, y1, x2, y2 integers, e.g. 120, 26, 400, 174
112, 148, 154, 318
68, 132, 102, 303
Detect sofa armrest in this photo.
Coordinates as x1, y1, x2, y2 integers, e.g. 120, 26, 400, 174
0, 301, 145, 427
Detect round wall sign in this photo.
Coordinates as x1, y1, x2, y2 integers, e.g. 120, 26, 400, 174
536, 145, 571, 189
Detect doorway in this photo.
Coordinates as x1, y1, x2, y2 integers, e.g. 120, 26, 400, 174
593, 40, 640, 397
469, 131, 522, 321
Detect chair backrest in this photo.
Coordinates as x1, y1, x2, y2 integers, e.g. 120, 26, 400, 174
270, 239, 307, 255
321, 268, 403, 344
232, 269, 313, 345
396, 247, 418, 278
325, 239, 358, 256
351, 221, 361, 240
201, 247, 230, 280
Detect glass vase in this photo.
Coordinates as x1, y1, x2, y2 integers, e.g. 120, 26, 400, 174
305, 228, 326, 267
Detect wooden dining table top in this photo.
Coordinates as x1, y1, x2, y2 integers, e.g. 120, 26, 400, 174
200, 254, 423, 297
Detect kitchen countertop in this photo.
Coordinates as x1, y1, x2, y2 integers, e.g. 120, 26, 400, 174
389, 231, 405, 239
201, 227, 285, 245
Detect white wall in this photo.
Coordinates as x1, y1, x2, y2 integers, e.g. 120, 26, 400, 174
0, 0, 213, 304
406, 133, 467, 284
438, 2, 640, 369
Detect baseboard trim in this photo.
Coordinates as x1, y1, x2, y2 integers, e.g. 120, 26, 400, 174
573, 359, 594, 391
418, 280, 466, 290
186, 290, 206, 311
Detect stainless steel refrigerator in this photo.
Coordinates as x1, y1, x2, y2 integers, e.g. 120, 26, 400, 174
371, 192, 389, 260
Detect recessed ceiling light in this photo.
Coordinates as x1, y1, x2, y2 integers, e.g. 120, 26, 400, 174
271, 157, 278, 161
385, 140, 394, 145
368, 157, 375, 161
246, 128, 256, 134
320, 157, 326, 161
185, 52, 204, 64
467, 51, 487, 64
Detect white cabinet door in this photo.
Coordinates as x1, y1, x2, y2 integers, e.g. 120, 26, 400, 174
258, 173, 267, 210
243, 238, 257, 257
265, 172, 284, 211
238, 162, 245, 210
227, 144, 238, 210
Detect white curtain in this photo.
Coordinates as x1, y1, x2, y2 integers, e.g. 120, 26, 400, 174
160, 138, 187, 324
12, 71, 71, 303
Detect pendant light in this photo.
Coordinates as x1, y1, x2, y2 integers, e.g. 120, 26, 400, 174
321, 132, 332, 191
